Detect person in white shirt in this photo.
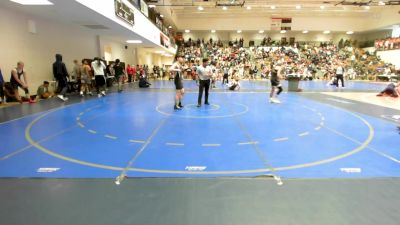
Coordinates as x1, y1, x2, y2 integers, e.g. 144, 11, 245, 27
91, 57, 107, 97
196, 58, 212, 107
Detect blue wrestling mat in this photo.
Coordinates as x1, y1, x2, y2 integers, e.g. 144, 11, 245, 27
0, 81, 399, 179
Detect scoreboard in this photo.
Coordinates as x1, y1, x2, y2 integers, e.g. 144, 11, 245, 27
271, 18, 292, 31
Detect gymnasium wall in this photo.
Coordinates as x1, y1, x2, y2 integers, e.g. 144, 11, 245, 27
100, 37, 137, 66
183, 31, 355, 46
178, 16, 367, 32
0, 7, 169, 94
377, 50, 400, 69
137, 49, 174, 66
0, 7, 140, 94
182, 29, 394, 47
0, 7, 98, 93
353, 30, 392, 42
176, 7, 400, 32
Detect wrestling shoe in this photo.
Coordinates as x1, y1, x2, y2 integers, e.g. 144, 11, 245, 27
57, 95, 67, 101
273, 98, 281, 104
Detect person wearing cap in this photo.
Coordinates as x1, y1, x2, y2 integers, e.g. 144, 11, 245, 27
170, 55, 185, 110
196, 58, 212, 107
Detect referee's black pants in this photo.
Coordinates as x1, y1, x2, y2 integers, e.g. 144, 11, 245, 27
198, 79, 210, 105
336, 74, 344, 87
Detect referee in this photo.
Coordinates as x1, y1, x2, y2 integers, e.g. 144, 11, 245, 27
196, 58, 212, 107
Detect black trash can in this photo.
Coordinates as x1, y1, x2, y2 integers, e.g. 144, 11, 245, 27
106, 76, 114, 87
287, 75, 300, 92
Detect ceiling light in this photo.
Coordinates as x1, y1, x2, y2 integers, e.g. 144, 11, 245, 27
222, 6, 228, 10
126, 40, 142, 44
10, 0, 53, 5
237, 30, 242, 33
259, 30, 264, 34
323, 30, 330, 34
365, 6, 370, 10
302, 30, 309, 34
211, 30, 216, 33
296, 5, 301, 9
198, 6, 204, 11
168, 25, 172, 29
160, 14, 164, 18
280, 30, 287, 34
270, 5, 276, 9
346, 31, 354, 35
378, 1, 385, 5
246, 6, 251, 10
320, 5, 325, 9
185, 29, 190, 33
148, 4, 156, 8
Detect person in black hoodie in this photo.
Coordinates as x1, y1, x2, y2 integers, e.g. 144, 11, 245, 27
53, 54, 69, 101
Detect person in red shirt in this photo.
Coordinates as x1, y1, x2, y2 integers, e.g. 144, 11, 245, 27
126, 64, 134, 83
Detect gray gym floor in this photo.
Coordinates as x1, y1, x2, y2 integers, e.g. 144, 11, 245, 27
1, 178, 400, 225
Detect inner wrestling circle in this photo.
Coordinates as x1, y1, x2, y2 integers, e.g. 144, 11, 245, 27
155, 102, 249, 119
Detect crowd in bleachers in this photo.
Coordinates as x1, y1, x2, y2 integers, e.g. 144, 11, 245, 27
175, 37, 399, 86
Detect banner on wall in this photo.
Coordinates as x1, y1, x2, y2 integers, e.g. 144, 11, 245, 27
155, 17, 163, 30
160, 32, 170, 49
140, 0, 149, 17
115, 0, 134, 26
127, 0, 139, 7
271, 18, 292, 31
